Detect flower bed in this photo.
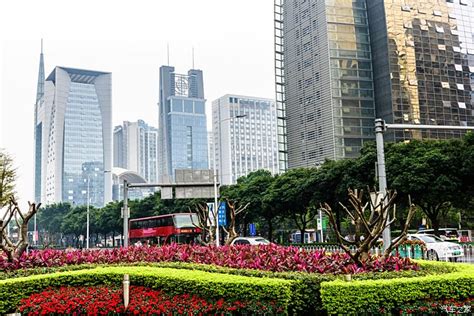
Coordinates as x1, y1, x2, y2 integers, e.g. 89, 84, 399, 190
0, 266, 293, 314
0, 244, 418, 274
18, 285, 284, 315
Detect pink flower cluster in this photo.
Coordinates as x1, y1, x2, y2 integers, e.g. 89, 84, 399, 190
0, 244, 418, 274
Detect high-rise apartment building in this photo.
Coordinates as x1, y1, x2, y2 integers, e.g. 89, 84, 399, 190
212, 95, 278, 185
113, 120, 159, 183
158, 66, 208, 180
34, 65, 112, 207
276, 0, 474, 168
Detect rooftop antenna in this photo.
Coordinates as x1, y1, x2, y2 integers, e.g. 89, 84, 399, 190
41, 38, 43, 54
167, 43, 170, 66
192, 47, 195, 69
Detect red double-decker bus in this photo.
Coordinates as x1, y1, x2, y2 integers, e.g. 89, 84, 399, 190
129, 213, 202, 245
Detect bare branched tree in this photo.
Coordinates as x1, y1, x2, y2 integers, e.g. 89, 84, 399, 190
320, 188, 416, 265
222, 200, 250, 245
188, 203, 215, 245
0, 197, 41, 262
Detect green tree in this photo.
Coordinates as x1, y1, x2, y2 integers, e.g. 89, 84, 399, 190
0, 149, 16, 208
37, 202, 71, 243
269, 168, 319, 240
61, 205, 87, 246
222, 170, 281, 241
386, 139, 463, 235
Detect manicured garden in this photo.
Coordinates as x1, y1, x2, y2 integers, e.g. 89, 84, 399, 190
1, 245, 473, 315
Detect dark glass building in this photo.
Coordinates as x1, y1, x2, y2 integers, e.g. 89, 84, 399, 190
276, 0, 474, 168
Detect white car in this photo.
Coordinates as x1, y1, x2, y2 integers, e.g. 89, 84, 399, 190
231, 237, 271, 245
406, 234, 464, 261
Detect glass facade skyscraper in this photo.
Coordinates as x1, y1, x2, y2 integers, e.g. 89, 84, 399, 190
276, 0, 375, 169
212, 95, 278, 185
368, 0, 474, 140
158, 66, 208, 180
34, 66, 112, 207
276, 0, 474, 168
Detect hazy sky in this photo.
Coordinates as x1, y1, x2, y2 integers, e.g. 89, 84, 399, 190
0, 0, 275, 205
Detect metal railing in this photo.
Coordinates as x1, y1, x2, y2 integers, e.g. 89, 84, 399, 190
297, 243, 473, 263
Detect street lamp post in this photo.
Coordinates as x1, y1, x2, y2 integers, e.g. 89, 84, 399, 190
374, 119, 390, 251
123, 179, 129, 248
375, 119, 474, 251
86, 175, 90, 249
214, 114, 247, 246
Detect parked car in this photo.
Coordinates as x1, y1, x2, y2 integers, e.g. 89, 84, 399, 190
231, 237, 271, 245
416, 228, 459, 241
406, 234, 464, 261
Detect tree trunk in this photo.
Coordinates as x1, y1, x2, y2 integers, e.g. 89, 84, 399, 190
431, 213, 440, 237
267, 217, 273, 242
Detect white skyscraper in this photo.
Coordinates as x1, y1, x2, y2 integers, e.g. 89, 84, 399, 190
35, 66, 113, 207
113, 120, 159, 183
212, 95, 278, 185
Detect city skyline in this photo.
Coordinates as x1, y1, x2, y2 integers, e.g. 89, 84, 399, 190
0, 0, 275, 204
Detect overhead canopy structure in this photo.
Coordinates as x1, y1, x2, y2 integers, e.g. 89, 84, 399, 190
111, 167, 147, 184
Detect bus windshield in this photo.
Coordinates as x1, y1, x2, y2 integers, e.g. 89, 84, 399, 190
174, 214, 199, 228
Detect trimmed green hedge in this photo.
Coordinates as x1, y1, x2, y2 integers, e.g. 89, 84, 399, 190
0, 261, 452, 315
320, 262, 474, 315
0, 261, 466, 315
0, 266, 294, 314
1, 262, 443, 315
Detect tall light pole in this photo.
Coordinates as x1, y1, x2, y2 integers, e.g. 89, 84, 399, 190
123, 179, 129, 247
86, 175, 90, 249
214, 114, 247, 246
374, 119, 390, 251
375, 119, 474, 251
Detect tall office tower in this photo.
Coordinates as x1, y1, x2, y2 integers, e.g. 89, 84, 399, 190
368, 0, 474, 141
275, 0, 376, 169
35, 66, 112, 207
113, 120, 159, 183
212, 95, 278, 185
158, 66, 208, 180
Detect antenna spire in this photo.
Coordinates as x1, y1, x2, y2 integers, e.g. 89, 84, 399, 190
192, 47, 195, 69
167, 43, 170, 66
36, 39, 45, 104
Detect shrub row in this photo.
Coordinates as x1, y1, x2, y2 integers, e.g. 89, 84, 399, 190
320, 261, 474, 315
0, 266, 294, 314
0, 260, 455, 315
0, 244, 419, 274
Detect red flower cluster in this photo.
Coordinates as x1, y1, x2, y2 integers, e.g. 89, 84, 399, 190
18, 286, 285, 315
0, 244, 418, 274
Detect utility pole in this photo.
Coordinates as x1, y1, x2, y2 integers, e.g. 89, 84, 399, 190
123, 179, 129, 247
86, 176, 90, 249
374, 119, 390, 251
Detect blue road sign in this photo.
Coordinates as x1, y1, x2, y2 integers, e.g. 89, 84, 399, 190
218, 202, 227, 226
249, 223, 256, 236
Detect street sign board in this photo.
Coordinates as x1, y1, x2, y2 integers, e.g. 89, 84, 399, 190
249, 223, 256, 236
218, 202, 227, 226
